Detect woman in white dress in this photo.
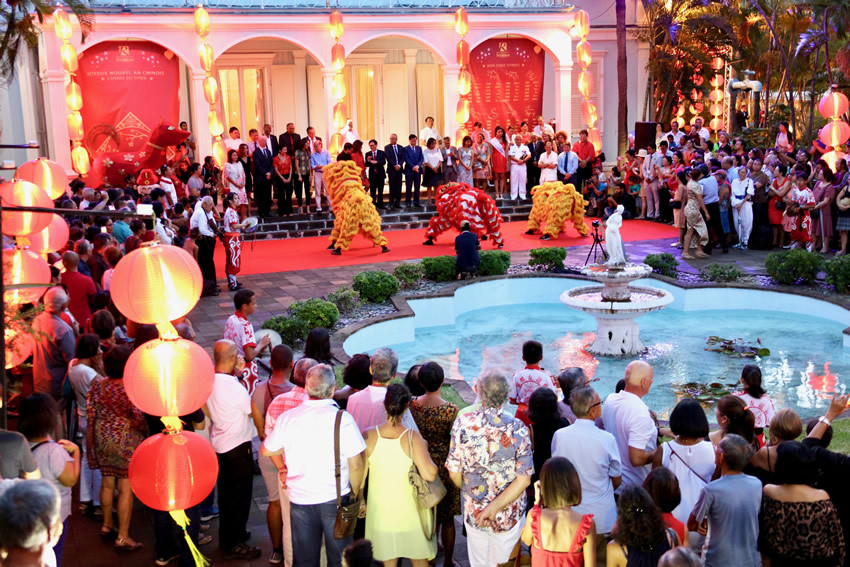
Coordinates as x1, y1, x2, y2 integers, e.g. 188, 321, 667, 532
537, 140, 559, 184
224, 149, 247, 219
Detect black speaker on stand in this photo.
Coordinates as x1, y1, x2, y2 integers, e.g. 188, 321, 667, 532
634, 121, 658, 152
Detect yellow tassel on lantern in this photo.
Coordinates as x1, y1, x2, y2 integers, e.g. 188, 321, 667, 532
65, 82, 83, 111
61, 44, 78, 74
71, 144, 90, 175
208, 110, 224, 137
160, 416, 184, 432
67, 111, 84, 141
199, 43, 214, 73
458, 68, 472, 96
169, 510, 210, 567
194, 5, 210, 38
456, 99, 470, 124
332, 73, 347, 99
203, 76, 219, 105
53, 8, 72, 41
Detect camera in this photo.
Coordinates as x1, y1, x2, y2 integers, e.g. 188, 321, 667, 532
592, 220, 600, 228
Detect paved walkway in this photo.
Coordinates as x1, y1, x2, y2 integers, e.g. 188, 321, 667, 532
63, 233, 810, 567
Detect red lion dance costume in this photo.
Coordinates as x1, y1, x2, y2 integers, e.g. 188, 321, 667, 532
525, 182, 589, 240
324, 160, 389, 255
423, 182, 505, 248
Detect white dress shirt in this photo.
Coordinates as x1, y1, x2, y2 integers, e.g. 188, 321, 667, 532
224, 137, 245, 152
508, 144, 530, 168
551, 419, 622, 533
206, 372, 255, 454
601, 390, 657, 491
420, 126, 441, 146
533, 124, 555, 138
538, 151, 559, 183
340, 126, 359, 144
264, 399, 366, 505
190, 206, 216, 237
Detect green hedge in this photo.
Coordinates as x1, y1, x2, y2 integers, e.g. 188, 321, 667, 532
393, 263, 422, 289
700, 263, 744, 282
644, 253, 679, 278
352, 270, 400, 303
479, 250, 511, 276
765, 249, 822, 285
529, 247, 566, 271
421, 256, 457, 282
327, 286, 361, 314
262, 297, 339, 346
825, 255, 850, 293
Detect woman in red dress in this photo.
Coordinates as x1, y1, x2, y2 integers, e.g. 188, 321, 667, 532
768, 163, 792, 248
490, 126, 509, 199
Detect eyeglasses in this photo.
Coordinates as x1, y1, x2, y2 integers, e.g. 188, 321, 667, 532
589, 400, 602, 409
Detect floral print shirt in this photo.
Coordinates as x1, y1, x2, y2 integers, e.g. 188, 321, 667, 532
445, 406, 534, 532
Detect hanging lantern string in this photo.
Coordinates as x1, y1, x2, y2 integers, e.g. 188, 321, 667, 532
53, 6, 89, 175
454, 7, 469, 147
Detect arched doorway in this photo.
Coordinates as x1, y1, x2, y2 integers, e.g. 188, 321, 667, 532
345, 35, 448, 145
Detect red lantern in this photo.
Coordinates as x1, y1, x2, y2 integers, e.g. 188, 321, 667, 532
194, 5, 210, 38
576, 40, 592, 67
710, 74, 725, 89
571, 10, 589, 38
578, 71, 593, 98
329, 10, 343, 40
456, 99, 470, 124
65, 82, 83, 111
456, 39, 470, 67
203, 76, 219, 106
709, 90, 724, 103
331, 73, 347, 99
331, 43, 346, 72
60, 43, 78, 74
581, 100, 598, 127
710, 56, 724, 70
709, 118, 724, 132
129, 431, 218, 511
125, 338, 214, 416
3, 248, 51, 304
110, 245, 203, 324
329, 133, 344, 156
587, 127, 602, 153
212, 138, 227, 168
15, 158, 68, 200
208, 110, 224, 137
71, 145, 90, 175
199, 43, 214, 73
5, 328, 33, 369
819, 120, 850, 148
333, 102, 348, 130
819, 90, 850, 119
455, 8, 468, 37
458, 68, 472, 96
0, 180, 54, 237
67, 112, 84, 142
18, 214, 69, 254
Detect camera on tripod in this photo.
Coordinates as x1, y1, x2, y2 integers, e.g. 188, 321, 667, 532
585, 218, 607, 265
592, 220, 600, 228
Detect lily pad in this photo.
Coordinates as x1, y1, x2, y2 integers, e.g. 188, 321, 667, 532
705, 336, 770, 358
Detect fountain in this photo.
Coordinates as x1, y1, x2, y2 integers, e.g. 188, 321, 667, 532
559, 206, 673, 356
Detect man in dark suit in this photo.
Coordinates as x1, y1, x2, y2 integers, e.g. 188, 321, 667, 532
263, 123, 279, 156
278, 123, 301, 157
366, 139, 387, 208
527, 133, 545, 193
252, 136, 275, 218
402, 134, 424, 207
384, 133, 404, 209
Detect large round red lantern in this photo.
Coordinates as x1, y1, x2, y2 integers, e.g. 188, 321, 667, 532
3, 248, 51, 304
129, 431, 218, 511
819, 90, 850, 119
110, 245, 203, 324
820, 120, 850, 148
0, 180, 54, 237
124, 338, 214, 416
18, 214, 69, 254
15, 158, 68, 200
5, 328, 33, 369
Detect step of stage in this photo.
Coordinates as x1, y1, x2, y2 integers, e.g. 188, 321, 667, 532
244, 199, 534, 240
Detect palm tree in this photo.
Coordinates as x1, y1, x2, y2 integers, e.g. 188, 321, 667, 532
0, 0, 92, 83
616, 0, 628, 155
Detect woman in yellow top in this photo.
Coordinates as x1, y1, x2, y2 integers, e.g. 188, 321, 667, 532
364, 383, 439, 566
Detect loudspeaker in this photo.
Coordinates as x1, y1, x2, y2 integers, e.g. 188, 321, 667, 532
634, 121, 658, 152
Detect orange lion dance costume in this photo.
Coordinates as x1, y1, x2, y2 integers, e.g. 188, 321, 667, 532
525, 182, 588, 240
324, 160, 389, 255
423, 182, 505, 248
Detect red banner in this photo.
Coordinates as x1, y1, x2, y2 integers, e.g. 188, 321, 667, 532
77, 41, 180, 158
467, 38, 545, 134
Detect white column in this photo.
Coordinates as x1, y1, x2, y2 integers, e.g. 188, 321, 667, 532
442, 64, 460, 144
321, 67, 337, 142
403, 49, 418, 137
190, 71, 213, 161
553, 63, 573, 138
41, 69, 72, 171
293, 51, 309, 129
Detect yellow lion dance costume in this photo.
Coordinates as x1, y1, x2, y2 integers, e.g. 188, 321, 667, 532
525, 182, 589, 240
324, 160, 389, 255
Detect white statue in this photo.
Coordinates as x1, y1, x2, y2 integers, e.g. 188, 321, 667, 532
605, 205, 626, 266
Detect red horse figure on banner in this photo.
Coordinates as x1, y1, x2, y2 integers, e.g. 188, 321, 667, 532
86, 121, 190, 187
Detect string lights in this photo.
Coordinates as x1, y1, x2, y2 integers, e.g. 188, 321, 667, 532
454, 8, 470, 146
194, 4, 226, 168
570, 11, 601, 153
53, 7, 90, 175
329, 10, 347, 156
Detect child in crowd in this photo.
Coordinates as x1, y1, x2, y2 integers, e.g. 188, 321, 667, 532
509, 340, 558, 425
734, 364, 775, 448
786, 173, 815, 249
643, 467, 687, 545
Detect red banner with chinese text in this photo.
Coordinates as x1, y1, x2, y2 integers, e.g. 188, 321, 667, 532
467, 38, 545, 134
76, 41, 180, 158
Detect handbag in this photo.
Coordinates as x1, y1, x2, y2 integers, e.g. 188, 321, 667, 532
333, 410, 361, 540
775, 200, 786, 211
671, 201, 682, 209
407, 430, 446, 538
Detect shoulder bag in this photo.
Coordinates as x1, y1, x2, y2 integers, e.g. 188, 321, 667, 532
667, 443, 710, 484
407, 430, 446, 538
333, 409, 361, 540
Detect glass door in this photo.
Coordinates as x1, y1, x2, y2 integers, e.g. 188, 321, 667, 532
349, 65, 380, 143
217, 67, 266, 136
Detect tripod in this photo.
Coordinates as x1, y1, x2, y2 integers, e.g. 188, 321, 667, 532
584, 223, 608, 265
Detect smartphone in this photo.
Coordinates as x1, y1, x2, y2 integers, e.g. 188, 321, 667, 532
100, 226, 107, 233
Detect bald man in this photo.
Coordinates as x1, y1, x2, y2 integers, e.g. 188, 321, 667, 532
601, 360, 657, 491
205, 340, 264, 560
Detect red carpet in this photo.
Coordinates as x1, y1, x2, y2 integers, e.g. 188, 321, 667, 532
214, 219, 678, 276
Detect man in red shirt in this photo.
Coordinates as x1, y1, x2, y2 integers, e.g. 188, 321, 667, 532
60, 251, 96, 327
573, 129, 597, 192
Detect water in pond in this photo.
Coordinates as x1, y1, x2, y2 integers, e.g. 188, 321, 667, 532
381, 303, 848, 420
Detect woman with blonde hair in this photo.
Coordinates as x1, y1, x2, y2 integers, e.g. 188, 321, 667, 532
751, 409, 803, 474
